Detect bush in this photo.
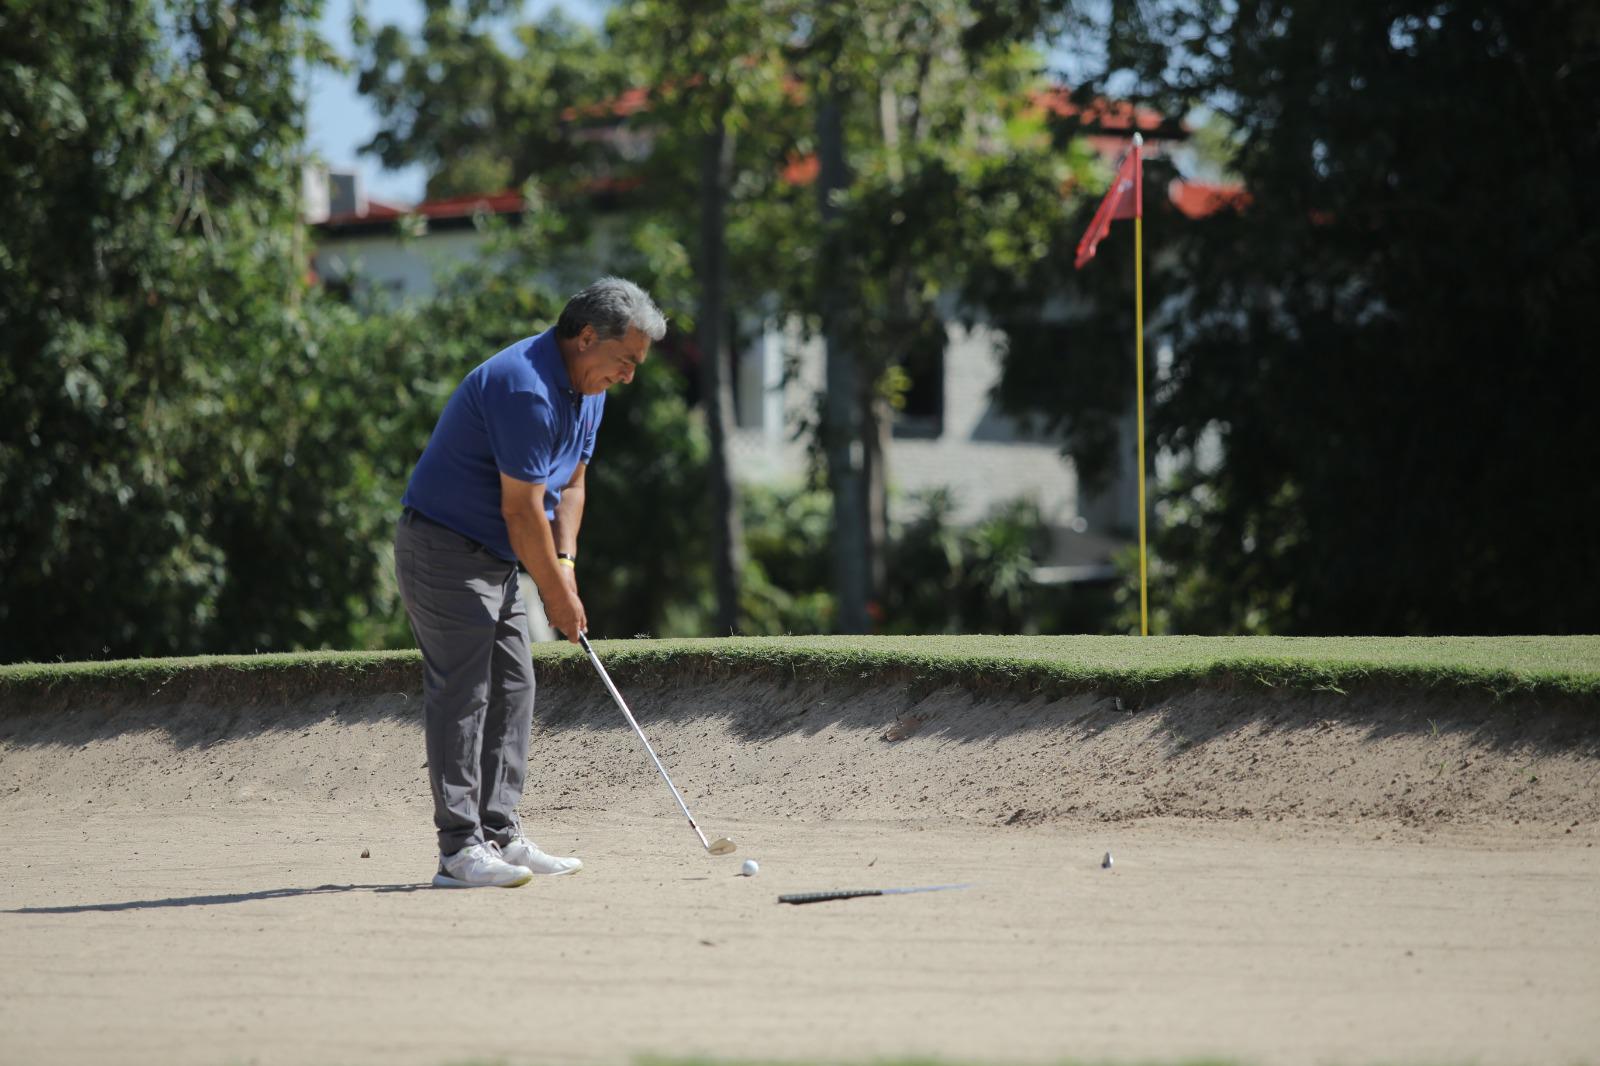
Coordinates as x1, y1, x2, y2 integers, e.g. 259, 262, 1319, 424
737, 484, 1064, 635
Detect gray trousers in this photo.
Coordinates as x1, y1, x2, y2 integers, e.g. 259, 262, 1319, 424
394, 509, 535, 856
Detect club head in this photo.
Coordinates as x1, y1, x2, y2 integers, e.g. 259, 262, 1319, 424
707, 837, 737, 856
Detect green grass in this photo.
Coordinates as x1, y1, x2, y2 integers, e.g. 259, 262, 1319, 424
633, 1060, 1246, 1066
390, 1058, 1255, 1066
560, 634, 1600, 698
3, 635, 1599, 707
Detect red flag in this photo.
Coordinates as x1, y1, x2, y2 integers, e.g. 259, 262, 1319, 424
1074, 142, 1143, 269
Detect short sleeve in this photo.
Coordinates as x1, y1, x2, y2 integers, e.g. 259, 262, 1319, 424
483, 379, 557, 483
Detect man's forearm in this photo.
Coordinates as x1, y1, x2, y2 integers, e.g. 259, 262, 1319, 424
550, 485, 586, 557
503, 506, 568, 603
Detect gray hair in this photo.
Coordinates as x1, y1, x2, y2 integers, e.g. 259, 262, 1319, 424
556, 276, 667, 342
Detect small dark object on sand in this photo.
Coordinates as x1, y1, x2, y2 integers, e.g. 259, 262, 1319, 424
778, 883, 973, 905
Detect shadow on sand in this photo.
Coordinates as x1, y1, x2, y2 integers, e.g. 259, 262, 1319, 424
4, 882, 431, 914
1, 668, 1596, 759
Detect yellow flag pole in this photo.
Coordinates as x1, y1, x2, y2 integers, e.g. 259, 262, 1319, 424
1132, 133, 1149, 637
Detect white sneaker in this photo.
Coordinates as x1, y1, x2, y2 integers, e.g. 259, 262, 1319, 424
432, 842, 534, 888
501, 835, 583, 876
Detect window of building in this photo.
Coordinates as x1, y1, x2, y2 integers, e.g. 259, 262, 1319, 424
891, 343, 944, 438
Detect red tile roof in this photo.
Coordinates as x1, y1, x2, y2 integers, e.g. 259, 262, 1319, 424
321, 190, 526, 227
562, 85, 657, 122
780, 153, 819, 186
1169, 180, 1250, 219
315, 88, 1244, 231
320, 174, 1248, 231
1028, 88, 1175, 135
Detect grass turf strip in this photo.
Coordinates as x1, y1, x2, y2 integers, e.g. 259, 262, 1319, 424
636, 1058, 1357, 1066
2, 635, 1598, 706
194, 1056, 1476, 1066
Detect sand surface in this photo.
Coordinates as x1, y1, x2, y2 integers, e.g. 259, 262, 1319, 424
2, 677, 1598, 1065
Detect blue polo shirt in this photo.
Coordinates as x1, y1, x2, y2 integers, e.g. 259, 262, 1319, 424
402, 329, 604, 562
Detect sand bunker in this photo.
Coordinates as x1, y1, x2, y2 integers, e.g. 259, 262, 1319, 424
1, 675, 1597, 1065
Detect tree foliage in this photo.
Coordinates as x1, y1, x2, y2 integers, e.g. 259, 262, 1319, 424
738, 483, 1063, 635
0, 0, 712, 662
353, 0, 629, 199
997, 0, 1600, 634
0, 0, 385, 662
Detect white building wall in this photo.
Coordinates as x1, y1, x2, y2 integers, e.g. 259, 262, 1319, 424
314, 230, 491, 301
727, 318, 823, 485
885, 322, 1078, 526
728, 320, 1080, 528
314, 215, 636, 304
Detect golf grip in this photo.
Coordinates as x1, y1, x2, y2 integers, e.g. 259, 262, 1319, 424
777, 890, 886, 905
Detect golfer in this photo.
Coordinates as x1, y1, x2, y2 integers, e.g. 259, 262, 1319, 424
395, 277, 665, 888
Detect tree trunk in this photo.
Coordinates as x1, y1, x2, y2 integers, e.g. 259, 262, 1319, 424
863, 388, 890, 602
863, 79, 902, 608
697, 112, 742, 634
816, 89, 871, 633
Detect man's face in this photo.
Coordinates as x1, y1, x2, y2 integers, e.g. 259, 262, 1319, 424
575, 325, 650, 395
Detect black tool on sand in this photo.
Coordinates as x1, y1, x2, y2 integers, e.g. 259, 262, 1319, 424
778, 883, 974, 905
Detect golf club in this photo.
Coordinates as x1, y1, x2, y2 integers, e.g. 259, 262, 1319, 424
577, 632, 737, 856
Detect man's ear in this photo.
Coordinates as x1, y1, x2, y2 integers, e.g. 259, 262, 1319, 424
579, 324, 596, 352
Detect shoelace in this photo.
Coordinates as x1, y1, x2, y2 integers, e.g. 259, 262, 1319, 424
448, 842, 506, 872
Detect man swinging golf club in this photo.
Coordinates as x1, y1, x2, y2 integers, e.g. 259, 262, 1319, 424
395, 277, 665, 888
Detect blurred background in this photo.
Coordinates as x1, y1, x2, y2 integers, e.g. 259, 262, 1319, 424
2, 0, 1595, 662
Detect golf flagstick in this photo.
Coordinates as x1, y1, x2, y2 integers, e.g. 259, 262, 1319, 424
577, 632, 736, 856
1074, 131, 1150, 636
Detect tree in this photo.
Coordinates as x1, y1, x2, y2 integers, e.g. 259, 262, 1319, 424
604, 0, 803, 636
801, 8, 874, 633
780, 0, 1083, 629
997, 0, 1600, 634
0, 0, 390, 662
0, 0, 740, 663
353, 0, 628, 199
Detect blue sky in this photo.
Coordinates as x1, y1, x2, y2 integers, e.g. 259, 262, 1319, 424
304, 0, 426, 204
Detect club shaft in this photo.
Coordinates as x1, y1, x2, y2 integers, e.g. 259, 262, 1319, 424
578, 634, 713, 850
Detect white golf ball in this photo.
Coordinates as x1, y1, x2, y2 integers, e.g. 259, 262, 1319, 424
740, 859, 759, 877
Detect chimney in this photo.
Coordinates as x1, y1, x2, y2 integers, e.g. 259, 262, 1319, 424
301, 161, 330, 224
328, 170, 367, 218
